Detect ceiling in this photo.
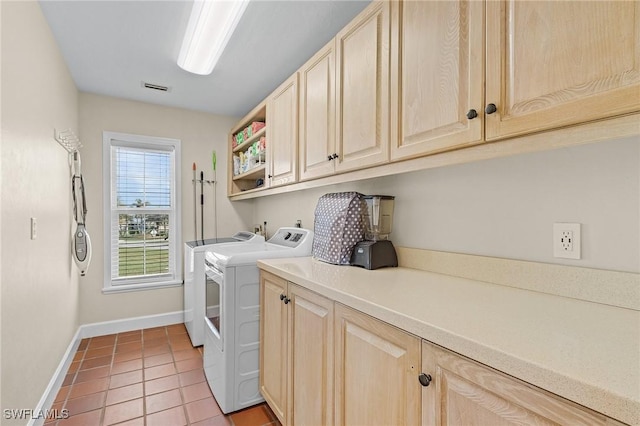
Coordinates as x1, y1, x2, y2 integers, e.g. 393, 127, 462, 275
39, 0, 370, 118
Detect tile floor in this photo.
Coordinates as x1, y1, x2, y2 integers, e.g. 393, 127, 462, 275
45, 324, 280, 426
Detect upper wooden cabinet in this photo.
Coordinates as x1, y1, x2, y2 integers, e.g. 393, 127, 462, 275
267, 73, 299, 187
230, 0, 640, 199
299, 41, 336, 182
391, 0, 640, 158
390, 0, 485, 161
485, 1, 640, 140
334, 1, 391, 173
300, 0, 392, 180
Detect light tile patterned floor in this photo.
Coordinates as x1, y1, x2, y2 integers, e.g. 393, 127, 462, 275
44, 324, 280, 426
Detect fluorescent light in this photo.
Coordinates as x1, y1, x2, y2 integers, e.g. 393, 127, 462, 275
178, 0, 249, 75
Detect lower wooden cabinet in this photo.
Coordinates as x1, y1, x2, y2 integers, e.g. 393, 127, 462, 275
260, 271, 623, 426
259, 272, 334, 426
259, 272, 288, 421
334, 303, 421, 426
421, 341, 616, 426
288, 283, 334, 425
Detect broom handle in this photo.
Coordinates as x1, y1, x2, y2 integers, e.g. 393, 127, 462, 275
200, 171, 204, 241
192, 163, 197, 241
212, 150, 217, 239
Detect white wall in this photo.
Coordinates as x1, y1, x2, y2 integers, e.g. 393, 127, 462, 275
253, 136, 640, 273
1, 1, 79, 420
78, 93, 253, 324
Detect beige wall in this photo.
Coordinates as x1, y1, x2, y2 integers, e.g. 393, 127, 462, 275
0, 0, 4, 413
78, 93, 253, 324
1, 1, 80, 419
253, 136, 640, 273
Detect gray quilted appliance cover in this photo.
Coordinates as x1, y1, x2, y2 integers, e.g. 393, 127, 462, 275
312, 192, 367, 265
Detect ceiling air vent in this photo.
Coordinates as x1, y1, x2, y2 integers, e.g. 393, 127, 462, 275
141, 81, 171, 92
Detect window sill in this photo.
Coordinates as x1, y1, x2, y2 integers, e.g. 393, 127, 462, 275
102, 280, 183, 294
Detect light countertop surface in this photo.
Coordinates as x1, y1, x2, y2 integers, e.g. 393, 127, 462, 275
257, 256, 640, 425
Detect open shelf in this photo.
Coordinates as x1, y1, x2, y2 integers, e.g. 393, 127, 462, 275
228, 101, 268, 197
232, 164, 266, 181
232, 127, 266, 154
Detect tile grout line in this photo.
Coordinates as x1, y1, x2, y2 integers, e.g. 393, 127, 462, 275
140, 330, 147, 426
98, 336, 113, 426
105, 334, 117, 426
167, 328, 193, 426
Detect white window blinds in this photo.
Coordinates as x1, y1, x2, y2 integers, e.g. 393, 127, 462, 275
103, 132, 181, 292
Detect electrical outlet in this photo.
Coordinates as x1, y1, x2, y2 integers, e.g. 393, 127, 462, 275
553, 223, 581, 259
560, 230, 573, 251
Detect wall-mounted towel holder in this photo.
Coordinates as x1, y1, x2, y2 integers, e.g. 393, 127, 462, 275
54, 128, 82, 153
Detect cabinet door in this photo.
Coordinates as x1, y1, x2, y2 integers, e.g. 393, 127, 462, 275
267, 74, 299, 187
299, 41, 336, 182
259, 272, 288, 423
390, 0, 484, 161
287, 284, 334, 426
335, 303, 420, 426
335, 1, 391, 173
485, 1, 640, 141
421, 341, 610, 426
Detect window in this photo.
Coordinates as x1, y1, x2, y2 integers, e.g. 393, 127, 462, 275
103, 132, 181, 293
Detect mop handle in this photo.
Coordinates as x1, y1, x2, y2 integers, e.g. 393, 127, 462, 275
192, 162, 197, 241
212, 150, 217, 239
200, 171, 204, 241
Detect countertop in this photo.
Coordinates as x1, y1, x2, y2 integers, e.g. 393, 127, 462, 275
257, 256, 640, 425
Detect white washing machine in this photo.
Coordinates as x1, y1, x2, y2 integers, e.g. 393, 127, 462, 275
203, 227, 314, 414
184, 232, 264, 347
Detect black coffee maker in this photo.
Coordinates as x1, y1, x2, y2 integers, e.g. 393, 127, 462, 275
350, 195, 398, 270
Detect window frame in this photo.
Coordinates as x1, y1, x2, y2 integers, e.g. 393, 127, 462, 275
102, 131, 182, 293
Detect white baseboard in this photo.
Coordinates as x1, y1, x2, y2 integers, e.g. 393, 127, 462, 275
28, 328, 82, 426
79, 310, 184, 339
28, 311, 184, 426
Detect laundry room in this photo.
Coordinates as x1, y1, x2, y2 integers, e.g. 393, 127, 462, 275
1, 1, 639, 426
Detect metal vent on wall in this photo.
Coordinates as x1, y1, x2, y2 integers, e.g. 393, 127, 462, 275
141, 81, 171, 92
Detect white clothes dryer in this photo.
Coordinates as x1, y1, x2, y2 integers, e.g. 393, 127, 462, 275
184, 232, 263, 347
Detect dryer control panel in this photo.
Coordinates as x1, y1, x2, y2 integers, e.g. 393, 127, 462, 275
268, 227, 313, 248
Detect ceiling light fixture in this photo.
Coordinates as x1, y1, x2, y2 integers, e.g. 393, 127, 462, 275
177, 0, 249, 75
